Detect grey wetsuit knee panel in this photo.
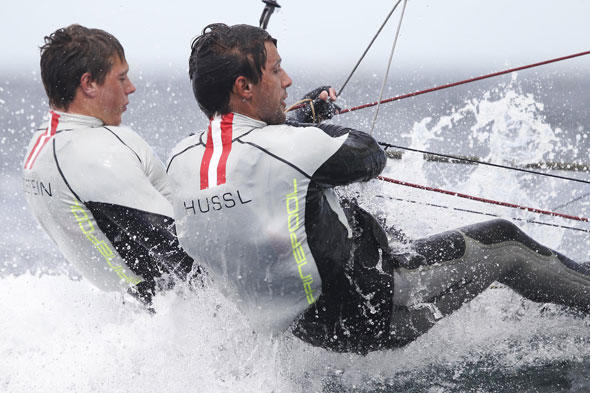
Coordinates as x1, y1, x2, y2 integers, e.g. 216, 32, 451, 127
461, 218, 553, 256
395, 219, 554, 271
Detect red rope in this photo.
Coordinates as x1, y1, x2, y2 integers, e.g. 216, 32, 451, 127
337, 50, 590, 114
377, 175, 590, 223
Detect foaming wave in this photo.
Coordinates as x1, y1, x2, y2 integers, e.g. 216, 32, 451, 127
3, 274, 588, 392
4, 74, 589, 393
325, 77, 590, 391
0, 274, 312, 393
377, 75, 589, 248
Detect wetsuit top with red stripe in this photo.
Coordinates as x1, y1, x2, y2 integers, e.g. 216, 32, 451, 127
167, 112, 386, 332
23, 111, 193, 301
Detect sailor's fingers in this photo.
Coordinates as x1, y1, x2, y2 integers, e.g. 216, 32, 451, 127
318, 88, 337, 103
327, 87, 337, 101
319, 88, 340, 114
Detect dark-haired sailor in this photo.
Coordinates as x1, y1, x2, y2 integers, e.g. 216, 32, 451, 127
23, 25, 196, 305
167, 23, 590, 354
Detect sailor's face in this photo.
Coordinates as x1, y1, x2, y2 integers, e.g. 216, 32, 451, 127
251, 42, 292, 125
94, 56, 136, 125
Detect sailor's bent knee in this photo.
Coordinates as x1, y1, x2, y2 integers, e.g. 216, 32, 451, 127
393, 219, 555, 269
460, 219, 553, 257
397, 230, 466, 269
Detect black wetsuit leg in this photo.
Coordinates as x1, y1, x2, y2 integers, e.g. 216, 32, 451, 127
389, 218, 590, 344
295, 216, 590, 354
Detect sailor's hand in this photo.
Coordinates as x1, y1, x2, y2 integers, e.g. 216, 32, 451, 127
316, 86, 337, 102
290, 85, 341, 124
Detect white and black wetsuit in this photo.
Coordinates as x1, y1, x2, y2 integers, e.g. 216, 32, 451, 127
168, 113, 398, 335
167, 112, 590, 354
168, 112, 355, 331
23, 111, 193, 303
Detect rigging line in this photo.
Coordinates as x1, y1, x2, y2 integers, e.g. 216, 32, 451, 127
378, 142, 590, 185
375, 195, 590, 234
552, 191, 590, 211
377, 175, 590, 223
371, 0, 408, 135
337, 0, 402, 97
383, 149, 590, 173
338, 50, 590, 115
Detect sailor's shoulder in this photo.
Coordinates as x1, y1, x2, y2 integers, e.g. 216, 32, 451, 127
102, 124, 134, 134
100, 125, 150, 146
262, 122, 322, 133
167, 133, 205, 172
53, 124, 140, 143
249, 123, 346, 151
170, 133, 203, 157
53, 127, 148, 169
239, 123, 345, 174
262, 122, 341, 140
54, 126, 122, 150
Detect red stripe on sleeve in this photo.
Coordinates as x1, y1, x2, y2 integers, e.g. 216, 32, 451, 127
24, 111, 60, 170
24, 132, 46, 169
199, 121, 214, 190
216, 113, 234, 185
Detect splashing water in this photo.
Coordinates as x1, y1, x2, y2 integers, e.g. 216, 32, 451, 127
2, 73, 589, 392
376, 76, 587, 250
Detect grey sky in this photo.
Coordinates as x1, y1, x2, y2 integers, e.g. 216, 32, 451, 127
1, 0, 589, 74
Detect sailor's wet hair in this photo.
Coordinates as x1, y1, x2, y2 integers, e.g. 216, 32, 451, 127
189, 23, 277, 118
40, 24, 125, 110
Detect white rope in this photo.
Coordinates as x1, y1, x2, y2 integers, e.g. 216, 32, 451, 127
337, 0, 402, 97
370, 0, 408, 135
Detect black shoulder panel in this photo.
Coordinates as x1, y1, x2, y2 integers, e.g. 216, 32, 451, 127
309, 126, 386, 187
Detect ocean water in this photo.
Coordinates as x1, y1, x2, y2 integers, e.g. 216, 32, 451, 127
1, 66, 589, 392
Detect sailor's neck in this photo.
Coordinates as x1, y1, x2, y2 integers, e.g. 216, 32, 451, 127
49, 109, 104, 127
214, 112, 267, 127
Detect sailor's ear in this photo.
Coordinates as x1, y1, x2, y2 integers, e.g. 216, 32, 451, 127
79, 72, 98, 98
233, 75, 253, 100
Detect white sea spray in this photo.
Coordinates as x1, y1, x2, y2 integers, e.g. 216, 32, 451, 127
2, 71, 589, 392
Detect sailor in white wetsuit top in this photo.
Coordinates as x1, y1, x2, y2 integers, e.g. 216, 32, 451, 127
167, 111, 363, 331
23, 25, 193, 304
170, 23, 590, 354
